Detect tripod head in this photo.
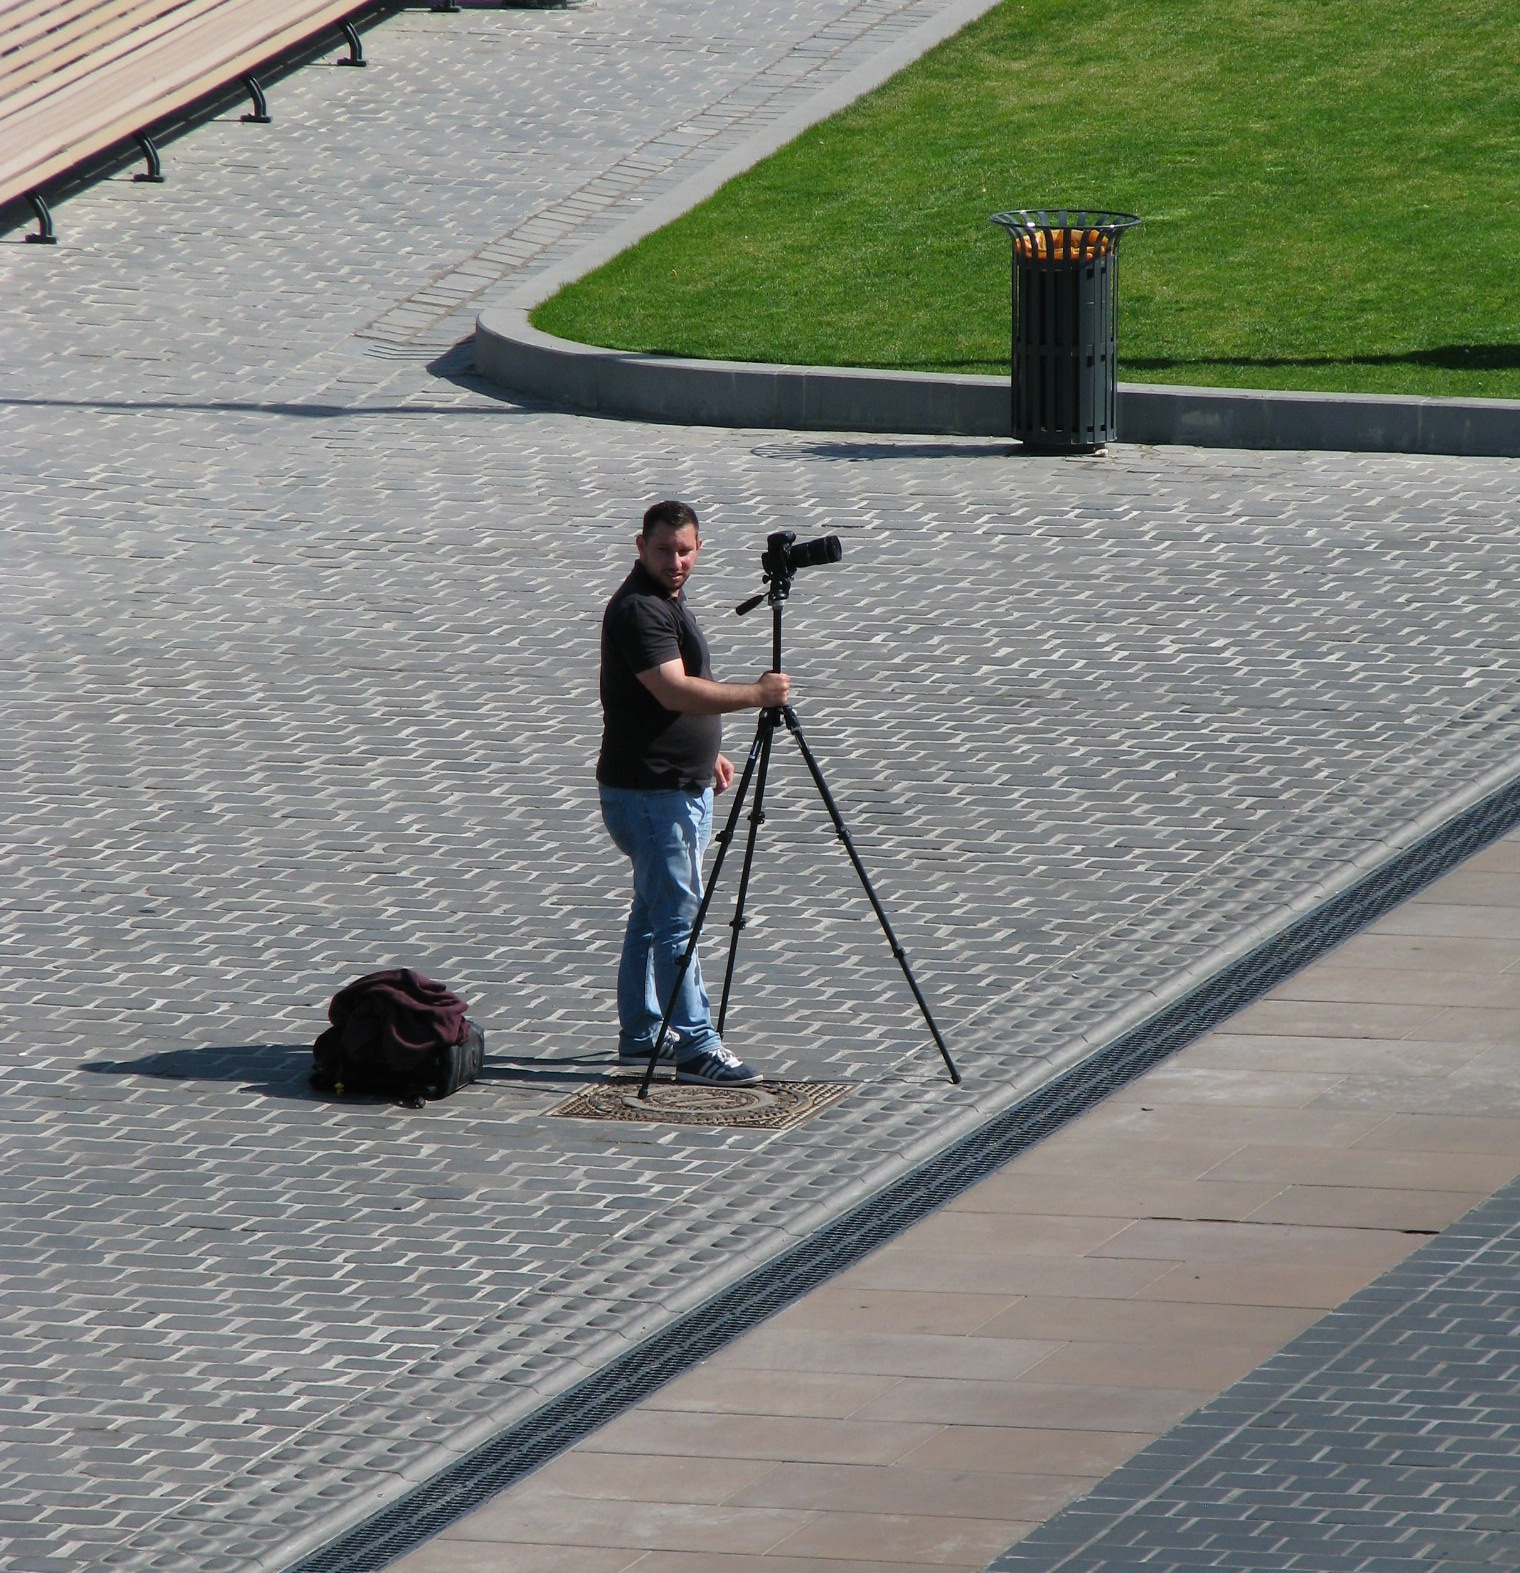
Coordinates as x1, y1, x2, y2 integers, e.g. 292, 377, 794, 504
735, 530, 843, 617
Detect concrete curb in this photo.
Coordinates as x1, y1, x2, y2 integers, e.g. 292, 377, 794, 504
475, 307, 1011, 437
1121, 379, 1520, 460
475, 306, 1520, 457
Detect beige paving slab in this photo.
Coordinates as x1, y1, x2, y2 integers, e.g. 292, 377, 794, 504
1183, 1035, 1484, 1074
1446, 837, 1520, 873
1101, 1065, 1349, 1106
1462, 1043, 1520, 1072
726, 1461, 1083, 1522
991, 1129, 1249, 1180
1243, 1183, 1487, 1231
704, 1327, 1066, 1381
585, 1410, 942, 1467
394, 1546, 641, 1573
970, 1296, 1320, 1351
1402, 1005, 1520, 1043
849, 1378, 1211, 1432
520, 1451, 781, 1505
1371, 902, 1520, 938
1201, 1140, 1520, 1191
1091, 1216, 1417, 1269
435, 1499, 815, 1555
1212, 998, 1447, 1039
1351, 1112, 1520, 1153
387, 831, 1520, 1573
894, 1425, 1142, 1477
765, 1510, 1037, 1567
1016, 1339, 1295, 1392
620, 1556, 959, 1573
641, 1367, 904, 1419
946, 1171, 1286, 1222
1058, 1100, 1396, 1148
837, 1250, 1178, 1298
880, 1210, 1132, 1258
1412, 867, 1520, 905
1310, 1074, 1520, 1116
1321, 933, 1520, 974
1269, 966, 1520, 1009
768, 1288, 1019, 1335
1128, 1259, 1407, 1308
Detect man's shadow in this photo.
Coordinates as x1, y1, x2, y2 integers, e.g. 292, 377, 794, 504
81, 1043, 617, 1101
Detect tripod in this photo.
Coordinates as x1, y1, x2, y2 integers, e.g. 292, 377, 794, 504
637, 561, 960, 1098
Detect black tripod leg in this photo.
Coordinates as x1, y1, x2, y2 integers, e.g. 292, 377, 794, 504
780, 707, 962, 1085
715, 710, 779, 1036
637, 721, 765, 1099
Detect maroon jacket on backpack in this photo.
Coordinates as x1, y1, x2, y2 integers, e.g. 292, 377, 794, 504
313, 968, 471, 1093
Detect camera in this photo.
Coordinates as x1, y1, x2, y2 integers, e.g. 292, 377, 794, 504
762, 530, 843, 583
736, 529, 845, 617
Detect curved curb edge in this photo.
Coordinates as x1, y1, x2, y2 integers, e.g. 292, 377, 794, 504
476, 306, 1010, 436
476, 305, 1520, 458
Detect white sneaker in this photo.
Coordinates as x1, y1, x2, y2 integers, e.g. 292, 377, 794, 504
674, 1043, 763, 1086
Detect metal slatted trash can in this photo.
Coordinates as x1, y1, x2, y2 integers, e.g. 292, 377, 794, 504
991, 209, 1140, 451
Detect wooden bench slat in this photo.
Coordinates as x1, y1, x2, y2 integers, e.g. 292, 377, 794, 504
1, 0, 129, 45
1, 0, 368, 209
1, 2, 231, 110
0, 0, 131, 38
1, 0, 191, 48
0, 0, 200, 78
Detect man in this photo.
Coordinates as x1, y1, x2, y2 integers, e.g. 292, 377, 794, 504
597, 500, 790, 1085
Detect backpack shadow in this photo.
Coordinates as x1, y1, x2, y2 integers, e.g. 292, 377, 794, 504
81, 1042, 324, 1100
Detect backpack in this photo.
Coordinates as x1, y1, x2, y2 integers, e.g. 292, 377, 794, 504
311, 968, 485, 1106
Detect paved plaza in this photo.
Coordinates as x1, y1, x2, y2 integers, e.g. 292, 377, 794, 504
394, 831, 1520, 1573
3, 1, 1520, 1570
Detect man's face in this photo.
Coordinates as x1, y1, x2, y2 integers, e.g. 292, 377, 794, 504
637, 522, 701, 596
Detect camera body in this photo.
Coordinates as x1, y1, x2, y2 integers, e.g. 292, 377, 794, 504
735, 529, 845, 618
762, 529, 843, 585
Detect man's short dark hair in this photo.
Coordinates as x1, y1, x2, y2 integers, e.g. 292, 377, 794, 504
642, 500, 700, 538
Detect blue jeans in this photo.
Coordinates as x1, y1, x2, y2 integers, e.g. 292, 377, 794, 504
599, 786, 721, 1059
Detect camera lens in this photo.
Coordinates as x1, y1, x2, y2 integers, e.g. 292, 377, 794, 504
788, 534, 843, 571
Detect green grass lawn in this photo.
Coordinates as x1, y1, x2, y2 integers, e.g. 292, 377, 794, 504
533, 0, 1520, 399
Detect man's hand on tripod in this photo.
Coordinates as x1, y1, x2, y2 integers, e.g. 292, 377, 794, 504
636, 662, 790, 716
756, 670, 790, 709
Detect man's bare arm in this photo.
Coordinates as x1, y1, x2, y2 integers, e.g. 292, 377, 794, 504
637, 660, 790, 714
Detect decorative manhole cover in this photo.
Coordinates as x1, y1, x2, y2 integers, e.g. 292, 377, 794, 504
550, 1078, 850, 1130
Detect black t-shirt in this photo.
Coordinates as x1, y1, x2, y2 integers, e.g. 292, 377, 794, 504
597, 563, 722, 790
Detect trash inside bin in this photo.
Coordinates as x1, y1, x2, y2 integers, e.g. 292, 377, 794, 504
990, 209, 1140, 452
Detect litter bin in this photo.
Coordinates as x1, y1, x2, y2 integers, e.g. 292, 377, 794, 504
990, 209, 1140, 452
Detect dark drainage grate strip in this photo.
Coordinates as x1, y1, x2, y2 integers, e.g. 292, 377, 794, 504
283, 766, 1520, 1573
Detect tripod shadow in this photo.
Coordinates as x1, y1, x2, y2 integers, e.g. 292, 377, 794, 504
475, 1053, 616, 1090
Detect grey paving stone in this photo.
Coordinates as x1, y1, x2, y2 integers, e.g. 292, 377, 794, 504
8, 0, 1520, 1570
